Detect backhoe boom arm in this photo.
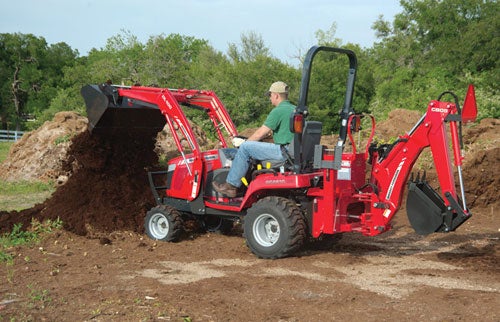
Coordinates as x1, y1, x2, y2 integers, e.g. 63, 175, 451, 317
369, 86, 477, 234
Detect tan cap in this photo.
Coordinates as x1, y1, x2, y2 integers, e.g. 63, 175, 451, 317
267, 81, 289, 94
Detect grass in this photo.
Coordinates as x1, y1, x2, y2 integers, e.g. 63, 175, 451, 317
0, 180, 55, 195
0, 223, 38, 263
0, 181, 54, 195
1, 142, 56, 211
27, 284, 52, 309
0, 141, 12, 163
0, 181, 55, 211
0, 218, 63, 263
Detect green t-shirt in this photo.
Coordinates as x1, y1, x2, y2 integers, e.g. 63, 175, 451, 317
263, 100, 295, 145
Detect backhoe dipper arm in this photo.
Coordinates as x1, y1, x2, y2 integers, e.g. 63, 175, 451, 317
369, 86, 477, 235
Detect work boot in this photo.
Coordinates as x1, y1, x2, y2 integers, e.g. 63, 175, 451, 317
212, 181, 237, 198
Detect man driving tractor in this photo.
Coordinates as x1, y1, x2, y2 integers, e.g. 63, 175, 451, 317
212, 81, 295, 197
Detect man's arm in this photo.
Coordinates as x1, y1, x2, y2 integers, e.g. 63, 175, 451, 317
247, 125, 272, 141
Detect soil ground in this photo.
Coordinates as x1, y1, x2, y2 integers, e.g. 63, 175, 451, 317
0, 110, 499, 321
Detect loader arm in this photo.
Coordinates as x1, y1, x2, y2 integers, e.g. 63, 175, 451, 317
115, 85, 238, 147
369, 85, 478, 234
81, 83, 239, 201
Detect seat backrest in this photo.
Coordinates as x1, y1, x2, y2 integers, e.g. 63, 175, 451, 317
301, 121, 322, 164
256, 121, 322, 172
287, 121, 322, 169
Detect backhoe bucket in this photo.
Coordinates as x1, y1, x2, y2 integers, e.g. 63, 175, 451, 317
406, 179, 448, 235
81, 84, 166, 134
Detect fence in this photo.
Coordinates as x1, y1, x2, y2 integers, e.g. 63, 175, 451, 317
0, 129, 25, 141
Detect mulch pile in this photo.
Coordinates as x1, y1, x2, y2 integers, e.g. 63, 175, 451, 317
0, 130, 159, 235
0, 112, 88, 183
0, 111, 498, 236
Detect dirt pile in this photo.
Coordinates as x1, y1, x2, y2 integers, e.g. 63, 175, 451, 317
375, 109, 421, 139
154, 122, 211, 157
0, 111, 498, 236
0, 130, 159, 235
462, 118, 500, 208
0, 111, 216, 235
0, 112, 87, 183
463, 146, 500, 208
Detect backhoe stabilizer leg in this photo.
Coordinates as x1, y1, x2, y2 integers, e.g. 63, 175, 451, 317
406, 180, 471, 235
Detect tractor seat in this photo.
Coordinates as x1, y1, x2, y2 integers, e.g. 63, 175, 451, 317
219, 121, 322, 175
256, 121, 323, 174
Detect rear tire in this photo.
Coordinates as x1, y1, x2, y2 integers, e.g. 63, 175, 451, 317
244, 196, 306, 259
144, 205, 183, 242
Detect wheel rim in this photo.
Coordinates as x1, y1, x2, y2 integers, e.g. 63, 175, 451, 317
149, 213, 169, 239
253, 213, 280, 247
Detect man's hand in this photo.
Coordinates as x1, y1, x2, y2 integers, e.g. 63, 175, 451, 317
231, 135, 247, 148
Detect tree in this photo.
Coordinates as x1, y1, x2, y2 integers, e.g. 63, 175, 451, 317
142, 33, 209, 87
397, 0, 499, 75
227, 31, 270, 63
370, 0, 499, 119
296, 24, 374, 134
0, 33, 46, 130
227, 36, 298, 128
0, 33, 78, 130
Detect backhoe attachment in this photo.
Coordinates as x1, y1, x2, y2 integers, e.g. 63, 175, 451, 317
405, 85, 477, 235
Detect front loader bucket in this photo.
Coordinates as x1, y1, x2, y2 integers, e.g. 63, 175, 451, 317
81, 84, 166, 134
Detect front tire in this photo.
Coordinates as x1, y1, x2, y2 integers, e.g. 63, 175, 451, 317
244, 196, 306, 259
144, 205, 183, 242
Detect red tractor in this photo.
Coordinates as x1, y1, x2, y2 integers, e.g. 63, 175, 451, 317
81, 46, 478, 259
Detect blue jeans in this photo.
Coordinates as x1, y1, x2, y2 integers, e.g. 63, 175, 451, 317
226, 141, 285, 187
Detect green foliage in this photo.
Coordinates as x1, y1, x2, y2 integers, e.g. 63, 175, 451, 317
0, 218, 63, 263
0, 2, 497, 136
189, 34, 300, 129
54, 133, 72, 145
0, 223, 37, 262
227, 31, 270, 63
28, 285, 52, 308
30, 217, 63, 234
26, 88, 85, 130
2, 223, 38, 246
222, 56, 299, 128
300, 44, 374, 134
370, 0, 498, 120
0, 33, 78, 130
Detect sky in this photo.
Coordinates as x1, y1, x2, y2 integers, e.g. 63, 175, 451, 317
1, 0, 402, 64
